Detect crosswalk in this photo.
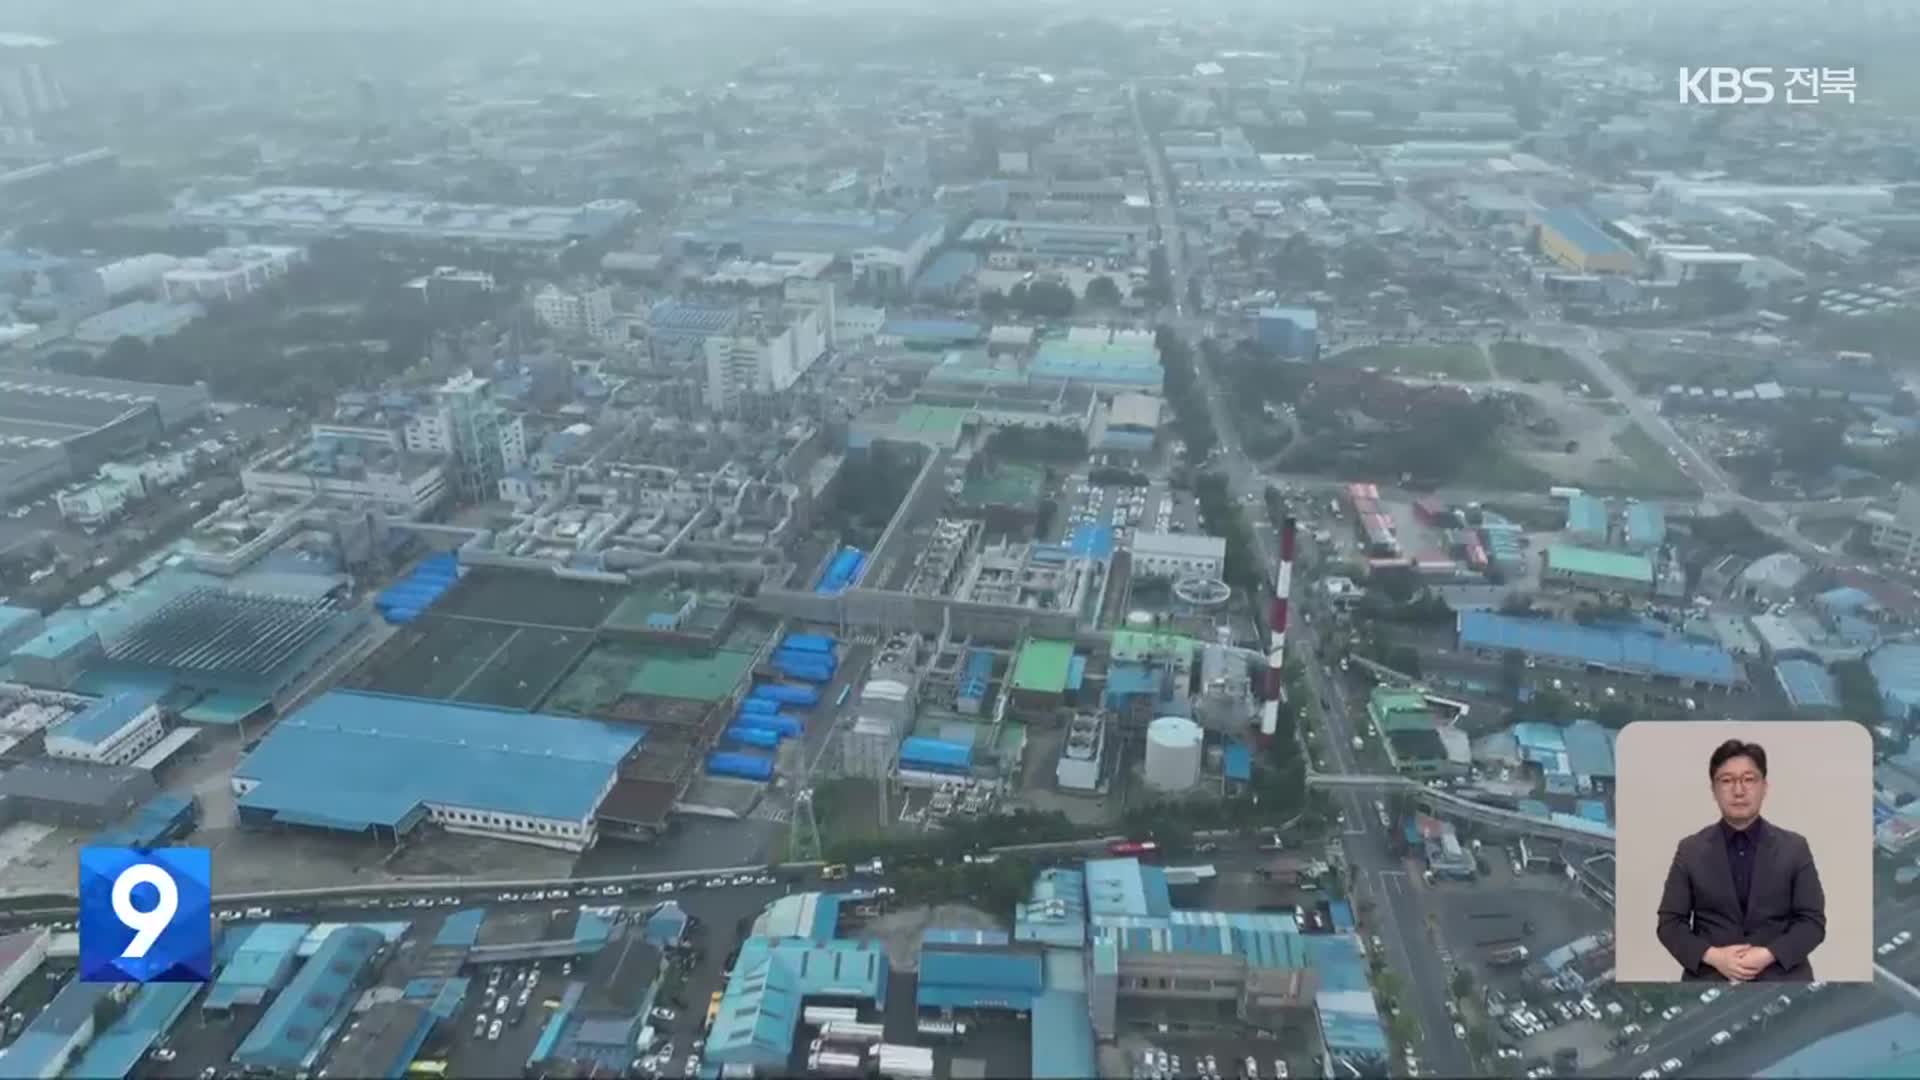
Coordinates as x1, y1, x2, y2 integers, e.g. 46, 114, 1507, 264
750, 802, 793, 823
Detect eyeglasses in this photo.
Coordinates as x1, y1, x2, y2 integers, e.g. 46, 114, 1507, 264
1714, 774, 1763, 789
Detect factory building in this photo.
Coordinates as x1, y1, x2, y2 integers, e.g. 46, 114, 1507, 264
0, 370, 210, 505
231, 691, 644, 851
915, 929, 1046, 1012
1457, 611, 1743, 689
1127, 531, 1227, 580
1532, 208, 1636, 274
41, 692, 166, 766
160, 245, 303, 304
1252, 307, 1318, 358
1541, 544, 1654, 594
1056, 714, 1107, 792
171, 187, 636, 249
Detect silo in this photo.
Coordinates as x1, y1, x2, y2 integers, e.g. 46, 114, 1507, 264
1144, 716, 1204, 792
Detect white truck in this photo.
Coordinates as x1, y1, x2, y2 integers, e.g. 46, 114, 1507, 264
820, 1021, 887, 1044
875, 1043, 936, 1080
803, 1006, 861, 1028
807, 1050, 864, 1075
915, 1018, 968, 1039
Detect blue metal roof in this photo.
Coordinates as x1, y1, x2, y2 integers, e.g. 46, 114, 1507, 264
914, 250, 979, 292
1562, 720, 1617, 779
1257, 306, 1318, 330
435, 908, 485, 948
923, 927, 1011, 947
3, 982, 111, 1078
919, 948, 1044, 993
235, 927, 385, 1070
1819, 586, 1878, 614
234, 691, 643, 831
1511, 721, 1566, 753
1626, 502, 1666, 546
0, 603, 38, 639
900, 736, 972, 771
91, 793, 196, 849
1459, 611, 1740, 685
1067, 524, 1115, 560
1776, 659, 1839, 709
1871, 644, 1920, 721
1016, 868, 1087, 946
67, 982, 200, 1079
1566, 494, 1608, 537
707, 937, 888, 1070
206, 923, 307, 1010
1538, 208, 1630, 258
1031, 990, 1098, 1079
50, 690, 160, 745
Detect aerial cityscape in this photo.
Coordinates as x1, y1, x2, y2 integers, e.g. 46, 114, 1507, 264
1, 0, 1919, 1077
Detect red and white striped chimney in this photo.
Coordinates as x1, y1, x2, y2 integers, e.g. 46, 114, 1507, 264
1259, 517, 1298, 736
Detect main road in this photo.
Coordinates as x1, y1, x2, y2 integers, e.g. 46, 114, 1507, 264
1131, 83, 1472, 1078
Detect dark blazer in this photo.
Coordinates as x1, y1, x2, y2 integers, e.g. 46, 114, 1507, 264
1656, 820, 1826, 982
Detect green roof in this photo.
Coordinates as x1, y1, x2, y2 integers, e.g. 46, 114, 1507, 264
625, 649, 757, 702
1545, 544, 1654, 584
1368, 688, 1435, 732
1013, 639, 1075, 694
896, 404, 973, 446
1109, 629, 1195, 664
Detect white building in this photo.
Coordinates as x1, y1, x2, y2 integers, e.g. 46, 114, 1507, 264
704, 302, 831, 412
42, 694, 166, 766
242, 426, 449, 517
69, 300, 203, 345
1651, 248, 1757, 283
93, 254, 181, 300
1863, 487, 1920, 569
161, 245, 303, 304
1127, 531, 1228, 580
1653, 180, 1896, 217
532, 283, 618, 343
402, 373, 526, 501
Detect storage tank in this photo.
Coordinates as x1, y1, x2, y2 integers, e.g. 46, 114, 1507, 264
1126, 610, 1154, 629
1144, 716, 1204, 791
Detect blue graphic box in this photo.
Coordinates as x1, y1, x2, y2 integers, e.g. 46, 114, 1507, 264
79, 846, 213, 983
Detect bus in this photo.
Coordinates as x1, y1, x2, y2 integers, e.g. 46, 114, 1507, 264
406, 1063, 449, 1077
705, 989, 725, 1028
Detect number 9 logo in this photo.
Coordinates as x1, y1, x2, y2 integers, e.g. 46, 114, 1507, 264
112, 863, 180, 959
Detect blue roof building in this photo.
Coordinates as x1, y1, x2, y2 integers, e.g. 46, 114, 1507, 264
705, 938, 889, 1070
1871, 644, 1920, 723
1032, 990, 1099, 1078
205, 922, 308, 1011
232, 691, 643, 848
91, 793, 198, 849
1565, 495, 1609, 544
0, 980, 111, 1079
1761, 1012, 1920, 1077
1458, 611, 1742, 686
1776, 659, 1840, 710
880, 318, 984, 347
1016, 868, 1087, 947
1561, 720, 1617, 781
234, 927, 385, 1072
1625, 502, 1666, 552
1030, 338, 1163, 390
46, 690, 161, 747
66, 983, 201, 1079
916, 946, 1045, 1011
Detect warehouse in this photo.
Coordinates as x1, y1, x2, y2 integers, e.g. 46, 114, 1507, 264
231, 690, 644, 851
0, 370, 210, 503
1541, 544, 1654, 594
916, 931, 1046, 1012
1457, 611, 1743, 688
1533, 208, 1636, 274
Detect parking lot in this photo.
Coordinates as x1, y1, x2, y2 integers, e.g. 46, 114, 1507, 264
1122, 1035, 1300, 1080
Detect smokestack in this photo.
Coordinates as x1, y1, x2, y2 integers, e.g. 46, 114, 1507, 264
1259, 517, 1298, 737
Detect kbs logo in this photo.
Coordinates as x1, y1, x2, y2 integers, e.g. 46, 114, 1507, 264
1678, 67, 1857, 105
79, 846, 213, 983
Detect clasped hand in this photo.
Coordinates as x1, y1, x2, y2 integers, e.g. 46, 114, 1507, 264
1704, 944, 1776, 981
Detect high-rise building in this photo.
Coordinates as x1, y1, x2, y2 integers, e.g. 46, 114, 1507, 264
0, 38, 65, 133
403, 373, 525, 502
702, 283, 835, 413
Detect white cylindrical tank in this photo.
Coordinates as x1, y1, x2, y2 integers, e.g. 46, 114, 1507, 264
1126, 610, 1154, 628
1144, 716, 1204, 791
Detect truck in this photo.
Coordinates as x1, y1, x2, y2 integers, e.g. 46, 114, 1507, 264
875, 1044, 936, 1080
1548, 486, 1583, 500
803, 1006, 861, 1028
915, 1018, 969, 1040
821, 1021, 887, 1044
1487, 944, 1531, 967
1108, 839, 1159, 856
807, 1050, 865, 1075
853, 857, 885, 876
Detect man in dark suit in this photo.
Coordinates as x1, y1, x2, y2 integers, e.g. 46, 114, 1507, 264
1656, 739, 1826, 982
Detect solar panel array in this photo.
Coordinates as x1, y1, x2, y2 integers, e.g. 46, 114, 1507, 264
106, 587, 343, 678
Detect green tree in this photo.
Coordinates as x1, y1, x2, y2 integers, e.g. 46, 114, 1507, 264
1450, 967, 1474, 999
1083, 275, 1123, 308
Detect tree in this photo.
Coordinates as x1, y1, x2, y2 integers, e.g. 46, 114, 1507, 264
1450, 967, 1475, 999
1236, 227, 1263, 262
1144, 248, 1173, 306
1498, 649, 1526, 703
1083, 276, 1123, 308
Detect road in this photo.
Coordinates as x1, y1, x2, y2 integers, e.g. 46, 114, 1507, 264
1131, 81, 1469, 1078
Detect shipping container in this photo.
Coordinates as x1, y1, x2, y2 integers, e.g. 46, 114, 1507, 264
899, 737, 972, 773
751, 683, 820, 708
782, 633, 836, 655
738, 713, 801, 738
808, 1051, 864, 1075
915, 1019, 968, 1039
705, 752, 774, 782
725, 726, 781, 749
738, 696, 780, 716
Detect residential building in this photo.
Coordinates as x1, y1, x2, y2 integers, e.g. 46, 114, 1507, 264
533, 284, 617, 343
